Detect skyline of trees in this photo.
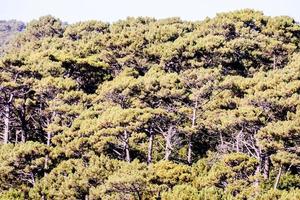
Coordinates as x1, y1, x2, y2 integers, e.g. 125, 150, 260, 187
0, 9, 300, 199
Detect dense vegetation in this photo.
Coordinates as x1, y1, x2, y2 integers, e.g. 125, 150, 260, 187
0, 10, 300, 199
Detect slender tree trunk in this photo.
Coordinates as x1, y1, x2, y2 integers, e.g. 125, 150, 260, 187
30, 172, 35, 186
44, 132, 51, 172
21, 129, 26, 143
236, 129, 242, 153
3, 94, 13, 144
273, 54, 276, 69
136, 192, 142, 200
254, 164, 261, 193
188, 100, 197, 165
274, 165, 283, 189
15, 130, 19, 144
124, 130, 130, 163
3, 104, 10, 144
220, 132, 224, 146
236, 137, 239, 152
42, 114, 56, 200
44, 112, 56, 174
46, 132, 51, 146
254, 149, 262, 190
165, 126, 173, 161
187, 135, 193, 165
263, 154, 270, 180
147, 132, 154, 164
254, 165, 260, 186
165, 139, 172, 161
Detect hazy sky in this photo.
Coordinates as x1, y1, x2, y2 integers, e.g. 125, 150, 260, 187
1, 0, 300, 23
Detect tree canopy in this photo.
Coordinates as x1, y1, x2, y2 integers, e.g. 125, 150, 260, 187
0, 10, 300, 199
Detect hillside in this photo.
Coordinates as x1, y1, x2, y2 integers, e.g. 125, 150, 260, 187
0, 20, 25, 54
0, 10, 300, 199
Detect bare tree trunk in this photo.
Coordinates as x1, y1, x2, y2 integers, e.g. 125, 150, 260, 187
30, 172, 35, 186
46, 132, 51, 146
44, 112, 56, 174
165, 140, 172, 161
188, 100, 197, 165
187, 135, 193, 165
236, 129, 243, 152
15, 131, 18, 143
3, 104, 10, 144
253, 148, 262, 190
21, 129, 26, 143
254, 164, 261, 193
164, 126, 173, 161
44, 132, 51, 171
3, 94, 13, 144
136, 192, 142, 200
147, 132, 154, 164
263, 154, 270, 180
220, 132, 224, 146
124, 130, 130, 163
274, 165, 283, 189
273, 54, 277, 69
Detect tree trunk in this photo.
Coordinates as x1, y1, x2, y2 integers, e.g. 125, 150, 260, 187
236, 129, 242, 153
124, 130, 130, 163
274, 164, 283, 189
263, 154, 270, 180
21, 129, 26, 143
3, 94, 13, 144
147, 133, 154, 164
187, 135, 193, 165
220, 132, 224, 146
165, 139, 172, 161
46, 132, 51, 146
44, 132, 51, 172
136, 192, 142, 200
253, 149, 262, 190
188, 100, 197, 165
3, 104, 10, 144
164, 126, 173, 161
15, 130, 19, 144
253, 164, 261, 194
30, 172, 35, 186
273, 54, 277, 69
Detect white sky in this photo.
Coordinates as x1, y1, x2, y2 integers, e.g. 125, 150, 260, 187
1, 0, 300, 23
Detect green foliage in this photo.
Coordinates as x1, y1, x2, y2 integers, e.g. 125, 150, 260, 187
0, 188, 25, 200
0, 9, 300, 199
162, 185, 223, 200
